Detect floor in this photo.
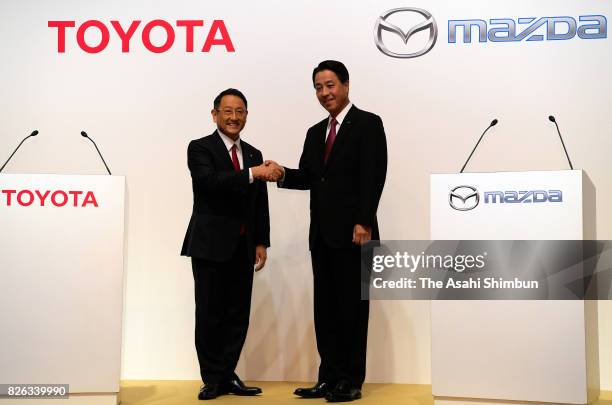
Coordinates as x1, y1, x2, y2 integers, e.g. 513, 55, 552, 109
119, 381, 612, 405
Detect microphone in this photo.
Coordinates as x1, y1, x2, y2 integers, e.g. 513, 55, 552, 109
460, 119, 498, 173
548, 116, 573, 170
0, 130, 39, 173
81, 131, 112, 175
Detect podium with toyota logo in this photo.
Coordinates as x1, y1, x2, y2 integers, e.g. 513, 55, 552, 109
0, 173, 125, 405
430, 170, 599, 405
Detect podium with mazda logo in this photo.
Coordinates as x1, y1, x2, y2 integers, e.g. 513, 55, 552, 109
430, 170, 598, 405
0, 173, 125, 405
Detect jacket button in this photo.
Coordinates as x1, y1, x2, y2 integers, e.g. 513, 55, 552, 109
321, 177, 325, 182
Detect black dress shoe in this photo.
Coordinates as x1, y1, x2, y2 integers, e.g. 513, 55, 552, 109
294, 382, 331, 398
198, 382, 225, 400
222, 378, 262, 396
325, 380, 361, 402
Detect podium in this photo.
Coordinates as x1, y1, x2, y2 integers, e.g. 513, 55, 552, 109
430, 170, 599, 405
0, 173, 125, 405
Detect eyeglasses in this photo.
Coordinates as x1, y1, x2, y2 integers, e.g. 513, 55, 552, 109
216, 108, 247, 118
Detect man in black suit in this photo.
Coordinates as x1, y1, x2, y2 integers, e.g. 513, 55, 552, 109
181, 88, 281, 400
269, 60, 387, 402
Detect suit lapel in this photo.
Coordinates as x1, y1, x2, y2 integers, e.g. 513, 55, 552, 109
212, 131, 235, 170
324, 105, 357, 172
314, 119, 328, 172
241, 142, 255, 170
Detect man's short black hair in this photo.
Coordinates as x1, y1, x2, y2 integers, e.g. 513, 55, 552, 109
213, 88, 248, 110
312, 60, 350, 87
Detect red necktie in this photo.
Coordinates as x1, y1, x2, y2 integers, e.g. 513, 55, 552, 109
230, 144, 245, 235
324, 117, 337, 163
231, 144, 241, 171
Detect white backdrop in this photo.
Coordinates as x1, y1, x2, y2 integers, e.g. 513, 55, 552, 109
0, 0, 611, 389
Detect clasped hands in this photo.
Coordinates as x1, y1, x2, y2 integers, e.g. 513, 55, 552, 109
252, 160, 284, 182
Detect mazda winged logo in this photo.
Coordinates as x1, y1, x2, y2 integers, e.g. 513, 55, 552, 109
449, 186, 479, 211
374, 7, 438, 58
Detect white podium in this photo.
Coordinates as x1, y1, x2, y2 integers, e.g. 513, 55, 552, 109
430, 170, 599, 405
0, 173, 125, 405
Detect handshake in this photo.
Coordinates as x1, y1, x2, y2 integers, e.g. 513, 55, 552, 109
252, 160, 284, 182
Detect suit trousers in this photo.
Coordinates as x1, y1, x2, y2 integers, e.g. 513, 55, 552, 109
191, 236, 253, 383
311, 237, 370, 388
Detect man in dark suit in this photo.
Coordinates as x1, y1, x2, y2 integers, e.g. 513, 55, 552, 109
181, 88, 281, 400
269, 60, 387, 402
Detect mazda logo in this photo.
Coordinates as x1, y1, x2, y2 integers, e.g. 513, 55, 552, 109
449, 186, 479, 211
374, 7, 438, 58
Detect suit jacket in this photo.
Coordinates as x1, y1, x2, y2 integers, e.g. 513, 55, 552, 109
280, 105, 387, 249
181, 131, 270, 264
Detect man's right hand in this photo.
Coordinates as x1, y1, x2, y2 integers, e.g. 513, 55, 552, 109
252, 161, 284, 182
265, 160, 284, 182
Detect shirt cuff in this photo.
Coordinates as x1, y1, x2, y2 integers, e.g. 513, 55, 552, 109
248, 168, 254, 184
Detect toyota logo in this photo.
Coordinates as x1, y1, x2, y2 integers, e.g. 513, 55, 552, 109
449, 186, 479, 211
374, 7, 438, 58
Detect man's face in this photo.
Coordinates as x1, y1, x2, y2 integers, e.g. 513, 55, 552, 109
212, 95, 248, 140
314, 69, 350, 117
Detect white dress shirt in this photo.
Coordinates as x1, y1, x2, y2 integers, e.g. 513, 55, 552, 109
217, 130, 254, 183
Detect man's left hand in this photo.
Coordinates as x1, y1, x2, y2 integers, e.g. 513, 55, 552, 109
255, 245, 267, 271
352, 224, 372, 246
